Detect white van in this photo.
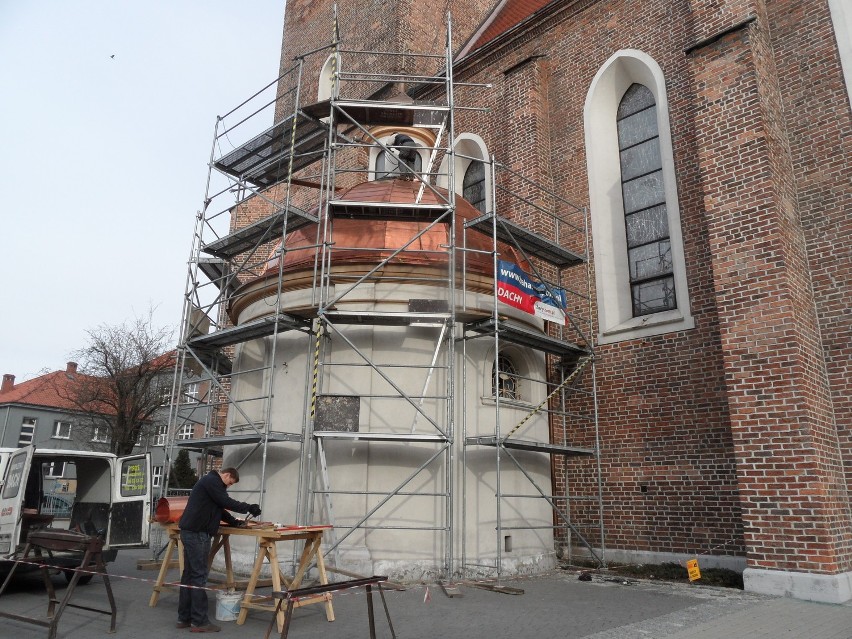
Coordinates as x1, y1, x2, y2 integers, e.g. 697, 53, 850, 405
0, 445, 151, 581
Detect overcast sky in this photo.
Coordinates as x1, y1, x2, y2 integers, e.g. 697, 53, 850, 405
0, 1, 286, 383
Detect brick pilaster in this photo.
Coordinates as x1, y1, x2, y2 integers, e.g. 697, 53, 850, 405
687, 3, 852, 574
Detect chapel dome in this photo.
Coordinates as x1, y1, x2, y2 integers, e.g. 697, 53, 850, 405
261, 177, 526, 277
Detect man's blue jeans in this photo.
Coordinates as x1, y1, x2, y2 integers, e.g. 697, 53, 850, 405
178, 530, 212, 627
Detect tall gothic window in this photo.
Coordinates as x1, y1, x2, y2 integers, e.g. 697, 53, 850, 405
617, 83, 675, 316
463, 160, 486, 213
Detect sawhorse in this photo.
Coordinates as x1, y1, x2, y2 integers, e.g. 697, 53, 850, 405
0, 528, 116, 639
150, 523, 335, 633
264, 576, 395, 639
235, 525, 334, 632
149, 524, 238, 606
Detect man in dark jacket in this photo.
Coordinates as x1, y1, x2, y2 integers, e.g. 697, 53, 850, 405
392, 133, 419, 179
176, 467, 261, 632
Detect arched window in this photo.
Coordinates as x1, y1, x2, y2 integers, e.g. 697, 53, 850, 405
492, 354, 520, 401
584, 50, 693, 344
317, 53, 340, 102
617, 84, 675, 316
437, 133, 491, 212
463, 160, 486, 213
375, 146, 423, 179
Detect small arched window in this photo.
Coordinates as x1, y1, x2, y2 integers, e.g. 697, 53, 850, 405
463, 160, 486, 213
317, 54, 340, 102
492, 354, 520, 401
437, 134, 491, 212
375, 148, 423, 179
617, 83, 675, 316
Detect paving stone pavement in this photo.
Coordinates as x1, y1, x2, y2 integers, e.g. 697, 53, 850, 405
1, 548, 850, 639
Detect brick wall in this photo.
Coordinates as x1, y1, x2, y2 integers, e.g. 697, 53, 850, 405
450, 0, 746, 560
768, 0, 852, 504
255, 0, 852, 573
442, 0, 851, 574
684, 1, 851, 573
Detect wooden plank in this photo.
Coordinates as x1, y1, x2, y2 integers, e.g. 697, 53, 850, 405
438, 580, 463, 598
325, 564, 407, 591
465, 581, 524, 595
136, 559, 162, 571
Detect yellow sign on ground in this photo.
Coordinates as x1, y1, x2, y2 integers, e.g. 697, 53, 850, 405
686, 558, 701, 581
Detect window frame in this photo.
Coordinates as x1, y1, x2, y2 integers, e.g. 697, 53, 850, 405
374, 141, 423, 180
176, 423, 194, 441
154, 424, 167, 447
492, 354, 521, 401
184, 382, 200, 404
584, 50, 693, 344
481, 346, 540, 408
19, 417, 36, 446
52, 420, 72, 440
462, 159, 487, 214
152, 465, 163, 489
616, 83, 676, 317
44, 461, 66, 479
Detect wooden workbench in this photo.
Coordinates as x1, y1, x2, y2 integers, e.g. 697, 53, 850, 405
149, 522, 334, 631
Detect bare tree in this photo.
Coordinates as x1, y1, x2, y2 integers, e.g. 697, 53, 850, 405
56, 311, 176, 455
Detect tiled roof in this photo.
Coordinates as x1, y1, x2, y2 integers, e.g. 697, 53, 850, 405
460, 0, 557, 59
0, 352, 176, 414
0, 369, 98, 412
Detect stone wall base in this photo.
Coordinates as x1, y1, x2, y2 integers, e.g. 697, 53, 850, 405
567, 546, 746, 572
744, 567, 852, 604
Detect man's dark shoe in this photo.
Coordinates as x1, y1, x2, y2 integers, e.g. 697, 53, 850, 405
190, 624, 221, 633
176, 621, 191, 629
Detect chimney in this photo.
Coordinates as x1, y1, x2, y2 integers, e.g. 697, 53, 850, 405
66, 362, 78, 375
1, 374, 14, 393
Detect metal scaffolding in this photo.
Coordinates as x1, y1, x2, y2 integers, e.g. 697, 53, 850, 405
164, 12, 603, 580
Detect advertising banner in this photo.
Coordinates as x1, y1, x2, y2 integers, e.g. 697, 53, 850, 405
497, 260, 567, 324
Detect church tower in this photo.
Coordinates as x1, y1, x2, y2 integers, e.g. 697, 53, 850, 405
278, 0, 497, 103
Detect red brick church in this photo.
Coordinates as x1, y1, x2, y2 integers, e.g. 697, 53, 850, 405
254, 0, 852, 602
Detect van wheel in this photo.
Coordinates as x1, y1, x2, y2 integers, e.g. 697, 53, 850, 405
63, 571, 94, 585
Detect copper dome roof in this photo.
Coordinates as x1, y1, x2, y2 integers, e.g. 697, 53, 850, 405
262, 178, 527, 276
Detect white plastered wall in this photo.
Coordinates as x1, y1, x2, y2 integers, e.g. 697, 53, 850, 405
223, 281, 555, 579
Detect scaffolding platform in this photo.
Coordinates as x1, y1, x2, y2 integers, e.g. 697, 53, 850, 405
322, 311, 451, 326
465, 213, 585, 266
302, 98, 449, 127
329, 198, 452, 222
173, 432, 303, 451
465, 318, 588, 357
202, 206, 317, 260
197, 258, 239, 297
213, 112, 333, 188
466, 435, 594, 457
188, 315, 310, 350
314, 432, 448, 443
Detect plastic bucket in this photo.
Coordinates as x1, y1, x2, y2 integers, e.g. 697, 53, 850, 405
215, 590, 242, 622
